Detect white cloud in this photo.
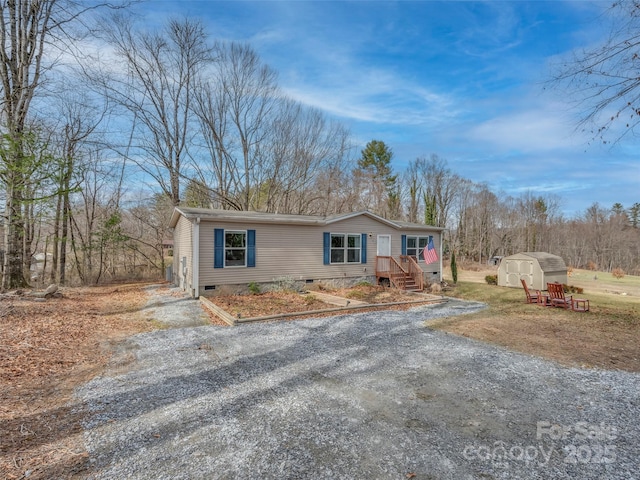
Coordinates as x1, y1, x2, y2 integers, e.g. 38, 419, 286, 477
280, 64, 460, 128
466, 102, 584, 153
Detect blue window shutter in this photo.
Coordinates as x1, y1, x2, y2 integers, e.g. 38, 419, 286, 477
401, 235, 407, 255
361, 233, 367, 264
214, 228, 224, 268
247, 230, 256, 267
323, 232, 330, 265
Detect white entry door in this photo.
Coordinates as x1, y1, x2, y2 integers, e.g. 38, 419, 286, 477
377, 235, 391, 256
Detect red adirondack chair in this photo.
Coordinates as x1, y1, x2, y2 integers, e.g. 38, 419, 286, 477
547, 282, 590, 312
521, 279, 541, 304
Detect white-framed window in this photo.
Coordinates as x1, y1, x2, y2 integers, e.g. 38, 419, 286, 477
225, 230, 246, 267
407, 235, 432, 261
330, 233, 361, 264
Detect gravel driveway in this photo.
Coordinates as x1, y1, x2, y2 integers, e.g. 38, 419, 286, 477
77, 285, 640, 479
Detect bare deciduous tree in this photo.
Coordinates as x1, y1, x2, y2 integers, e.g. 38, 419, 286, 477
48, 92, 105, 285
410, 154, 462, 229
194, 41, 279, 211
100, 16, 211, 206
261, 99, 352, 215
0, 0, 128, 288
0, 0, 66, 288
553, 3, 640, 142
125, 194, 174, 277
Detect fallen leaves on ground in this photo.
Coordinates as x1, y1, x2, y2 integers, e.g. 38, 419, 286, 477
208, 291, 327, 318
0, 282, 433, 478
209, 285, 433, 320
330, 284, 425, 303
0, 283, 156, 480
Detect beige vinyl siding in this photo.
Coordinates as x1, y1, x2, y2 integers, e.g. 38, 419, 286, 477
197, 215, 441, 290
172, 216, 193, 291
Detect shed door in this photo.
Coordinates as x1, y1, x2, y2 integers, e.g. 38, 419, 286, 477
506, 261, 519, 287
508, 260, 534, 288
377, 235, 391, 256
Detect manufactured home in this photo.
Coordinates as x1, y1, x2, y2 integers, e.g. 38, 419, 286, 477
169, 208, 444, 298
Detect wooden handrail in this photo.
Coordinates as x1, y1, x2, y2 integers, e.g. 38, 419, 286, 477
375, 255, 424, 290
375, 256, 391, 276
400, 255, 424, 291
388, 256, 406, 289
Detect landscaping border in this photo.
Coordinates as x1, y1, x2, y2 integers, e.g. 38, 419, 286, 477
200, 291, 445, 325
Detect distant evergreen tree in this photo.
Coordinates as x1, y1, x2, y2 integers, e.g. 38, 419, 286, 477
357, 140, 398, 218
629, 203, 640, 228
450, 251, 458, 284
612, 203, 625, 215
358, 140, 396, 187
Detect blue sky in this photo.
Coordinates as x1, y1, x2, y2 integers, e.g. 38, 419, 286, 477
137, 1, 638, 216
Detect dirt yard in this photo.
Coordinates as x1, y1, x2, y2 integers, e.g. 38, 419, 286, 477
0, 284, 155, 480
209, 284, 432, 320
0, 283, 430, 479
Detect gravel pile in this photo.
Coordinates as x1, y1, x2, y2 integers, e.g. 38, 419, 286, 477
77, 286, 640, 479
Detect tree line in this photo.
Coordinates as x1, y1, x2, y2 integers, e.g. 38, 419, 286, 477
373, 149, 640, 275
0, 1, 638, 289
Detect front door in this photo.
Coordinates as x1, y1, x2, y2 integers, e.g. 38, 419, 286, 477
377, 235, 391, 256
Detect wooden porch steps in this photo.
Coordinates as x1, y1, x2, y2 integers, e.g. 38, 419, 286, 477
403, 280, 421, 292
377, 255, 425, 292
390, 272, 422, 292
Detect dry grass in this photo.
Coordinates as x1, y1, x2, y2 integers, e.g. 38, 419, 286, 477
429, 280, 640, 371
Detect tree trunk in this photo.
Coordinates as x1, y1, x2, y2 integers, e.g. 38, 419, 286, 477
60, 189, 70, 285
50, 190, 62, 283
2, 184, 28, 290
59, 159, 72, 284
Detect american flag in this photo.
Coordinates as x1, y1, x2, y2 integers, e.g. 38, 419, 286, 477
423, 238, 438, 264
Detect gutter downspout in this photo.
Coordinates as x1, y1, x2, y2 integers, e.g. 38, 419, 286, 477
439, 231, 444, 283
192, 217, 200, 298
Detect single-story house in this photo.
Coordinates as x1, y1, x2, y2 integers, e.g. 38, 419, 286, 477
169, 207, 445, 298
497, 251, 568, 291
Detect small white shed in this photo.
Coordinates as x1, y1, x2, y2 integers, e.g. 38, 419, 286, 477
498, 252, 568, 290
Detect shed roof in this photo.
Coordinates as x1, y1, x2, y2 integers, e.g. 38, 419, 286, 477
508, 252, 567, 272
169, 207, 445, 232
